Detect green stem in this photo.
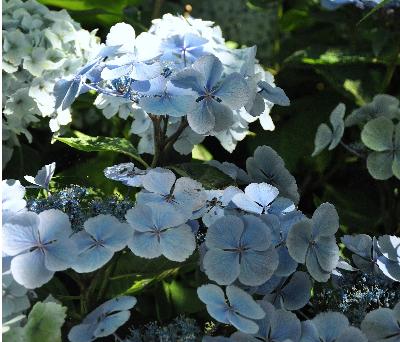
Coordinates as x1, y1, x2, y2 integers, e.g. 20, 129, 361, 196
381, 37, 400, 92
97, 254, 120, 302
152, 0, 164, 19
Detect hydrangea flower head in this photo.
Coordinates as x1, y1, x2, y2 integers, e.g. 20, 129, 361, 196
246, 146, 299, 204
137, 167, 206, 219
104, 162, 147, 187
302, 312, 367, 342
68, 296, 137, 342
361, 302, 400, 341
2, 210, 77, 288
203, 215, 278, 286
71, 214, 132, 273
231, 183, 280, 215
286, 203, 339, 282
231, 300, 301, 342
197, 284, 265, 334
126, 203, 196, 262
171, 54, 250, 134
2, 180, 26, 223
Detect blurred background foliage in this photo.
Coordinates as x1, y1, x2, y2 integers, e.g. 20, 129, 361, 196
4, 0, 399, 240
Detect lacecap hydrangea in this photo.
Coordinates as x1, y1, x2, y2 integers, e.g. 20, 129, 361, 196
321, 0, 400, 10
54, 14, 290, 155
2, 0, 100, 166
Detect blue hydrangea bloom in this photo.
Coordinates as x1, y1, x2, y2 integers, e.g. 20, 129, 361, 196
376, 235, 400, 281
361, 302, 400, 341
2, 210, 77, 288
171, 55, 250, 134
139, 76, 197, 117
68, 296, 136, 342
195, 186, 242, 227
341, 234, 380, 274
232, 183, 280, 215
302, 312, 367, 342
2, 179, 26, 224
161, 33, 209, 66
257, 81, 290, 107
24, 162, 55, 190
2, 272, 30, 319
207, 160, 252, 184
203, 215, 278, 286
137, 167, 206, 219
246, 146, 299, 204
197, 284, 265, 334
231, 300, 301, 342
126, 203, 196, 262
261, 212, 305, 277
71, 214, 132, 273
256, 272, 312, 311
104, 163, 147, 187
286, 203, 339, 282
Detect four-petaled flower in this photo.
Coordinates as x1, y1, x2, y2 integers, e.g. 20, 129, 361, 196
197, 284, 265, 334
126, 203, 196, 262
68, 296, 137, 342
172, 55, 250, 134
203, 215, 278, 286
71, 214, 132, 273
2, 210, 77, 289
286, 203, 339, 282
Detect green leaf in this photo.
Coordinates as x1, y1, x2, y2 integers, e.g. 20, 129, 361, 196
55, 131, 149, 168
169, 163, 233, 189
192, 144, 213, 161
361, 117, 394, 152
312, 124, 332, 157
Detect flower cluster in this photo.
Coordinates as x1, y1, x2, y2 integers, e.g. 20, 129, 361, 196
54, 14, 289, 155
313, 94, 400, 180
3, 143, 400, 340
27, 185, 134, 231
2, 0, 99, 165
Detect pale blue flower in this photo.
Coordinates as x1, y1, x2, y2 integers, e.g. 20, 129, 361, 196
257, 272, 312, 311
2, 273, 30, 319
196, 186, 242, 227
24, 162, 55, 190
68, 296, 137, 342
139, 76, 197, 117
104, 163, 147, 187
171, 55, 249, 134
232, 300, 301, 342
341, 234, 380, 274
126, 203, 196, 262
257, 81, 290, 107
137, 167, 206, 219
361, 302, 400, 341
260, 212, 305, 277
2, 210, 77, 288
246, 146, 299, 204
161, 33, 209, 65
301, 312, 367, 342
231, 183, 280, 215
376, 235, 400, 281
286, 203, 339, 282
203, 215, 278, 286
2, 180, 26, 224
71, 215, 132, 273
197, 284, 265, 334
